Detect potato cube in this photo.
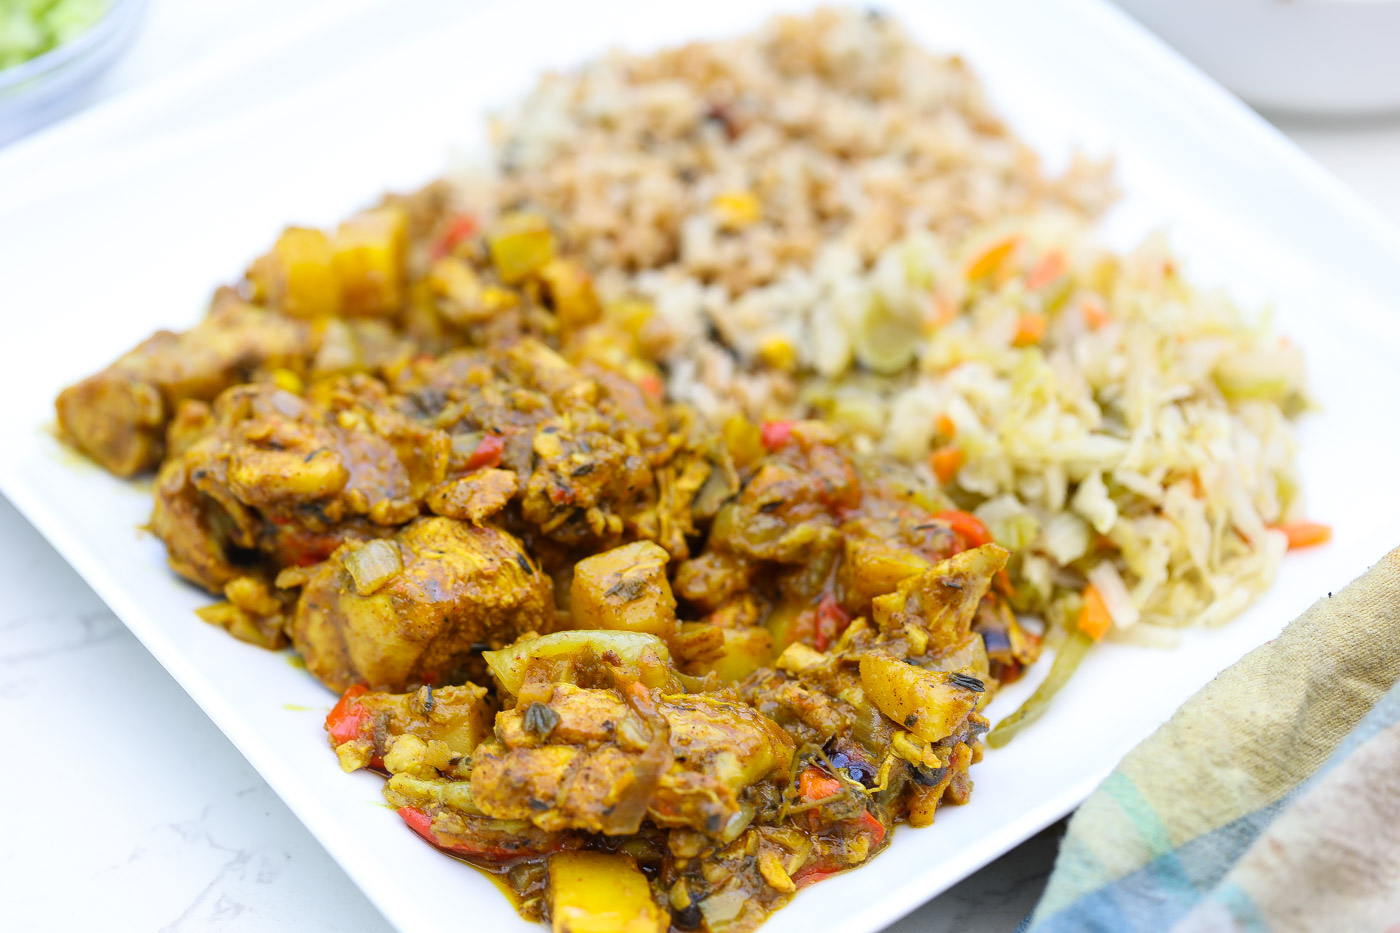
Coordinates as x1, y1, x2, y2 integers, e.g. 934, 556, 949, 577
537, 258, 601, 330
488, 212, 555, 284
839, 538, 932, 611
859, 652, 979, 743
687, 626, 773, 683
570, 541, 676, 640
248, 227, 342, 318
332, 206, 407, 316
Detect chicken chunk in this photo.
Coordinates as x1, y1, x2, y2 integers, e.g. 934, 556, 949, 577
393, 339, 720, 560
325, 681, 494, 774
470, 683, 793, 837
425, 469, 518, 523
55, 300, 313, 476
871, 544, 1009, 654
284, 517, 555, 692
150, 376, 450, 592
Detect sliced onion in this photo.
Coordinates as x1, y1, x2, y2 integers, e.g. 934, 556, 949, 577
698, 887, 749, 928
1086, 560, 1139, 630
343, 539, 402, 596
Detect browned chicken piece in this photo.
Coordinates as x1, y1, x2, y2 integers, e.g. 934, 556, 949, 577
672, 421, 862, 628
470, 683, 793, 837
324, 681, 495, 774
55, 299, 314, 476
52, 195, 566, 481
424, 468, 519, 523
151, 376, 450, 593
737, 545, 1008, 828
195, 575, 295, 650
281, 516, 555, 692
868, 544, 1009, 668
392, 339, 721, 561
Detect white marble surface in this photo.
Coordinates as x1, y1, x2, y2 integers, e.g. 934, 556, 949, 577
3, 2, 1399, 931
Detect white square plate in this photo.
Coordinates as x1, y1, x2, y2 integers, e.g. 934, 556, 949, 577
3, 2, 1399, 931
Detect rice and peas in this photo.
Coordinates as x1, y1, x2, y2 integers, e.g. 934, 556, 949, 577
466, 8, 1319, 731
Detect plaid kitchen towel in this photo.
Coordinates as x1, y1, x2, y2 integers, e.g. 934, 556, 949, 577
1027, 548, 1400, 933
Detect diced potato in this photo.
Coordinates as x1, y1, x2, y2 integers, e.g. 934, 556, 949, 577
488, 212, 555, 284
570, 541, 677, 641
332, 206, 408, 316
549, 851, 667, 933
685, 626, 773, 683
721, 414, 765, 469
538, 258, 601, 330
483, 630, 674, 697
838, 538, 932, 611
775, 641, 825, 674
762, 602, 808, 652
859, 652, 978, 743
604, 297, 654, 338
248, 227, 342, 318
906, 781, 945, 828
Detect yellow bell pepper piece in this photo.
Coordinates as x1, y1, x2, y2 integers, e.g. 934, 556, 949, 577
549, 851, 667, 933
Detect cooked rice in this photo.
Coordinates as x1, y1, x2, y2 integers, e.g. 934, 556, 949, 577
488, 8, 1114, 297
465, 7, 1308, 643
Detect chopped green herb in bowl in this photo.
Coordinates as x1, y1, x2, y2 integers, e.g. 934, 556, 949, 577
0, 0, 107, 70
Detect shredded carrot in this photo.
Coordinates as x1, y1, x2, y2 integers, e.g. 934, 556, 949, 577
935, 414, 957, 440
1077, 583, 1112, 641
926, 296, 958, 328
798, 766, 843, 802
966, 236, 1018, 280
1271, 521, 1332, 550
1012, 312, 1047, 347
1026, 250, 1064, 290
1082, 296, 1109, 330
930, 446, 965, 485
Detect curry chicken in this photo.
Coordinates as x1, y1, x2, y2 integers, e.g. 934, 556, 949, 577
55, 184, 1039, 933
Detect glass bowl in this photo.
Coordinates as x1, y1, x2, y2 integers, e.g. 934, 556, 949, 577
0, 0, 148, 147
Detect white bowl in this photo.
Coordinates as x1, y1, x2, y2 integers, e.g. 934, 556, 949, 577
0, 0, 148, 147
1113, 0, 1400, 115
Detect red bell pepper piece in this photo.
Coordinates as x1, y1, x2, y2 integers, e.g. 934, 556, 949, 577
325, 684, 370, 745
932, 509, 994, 548
760, 419, 795, 452
465, 433, 505, 470
429, 214, 478, 260
397, 807, 570, 861
813, 593, 851, 652
325, 683, 383, 769
798, 765, 843, 802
